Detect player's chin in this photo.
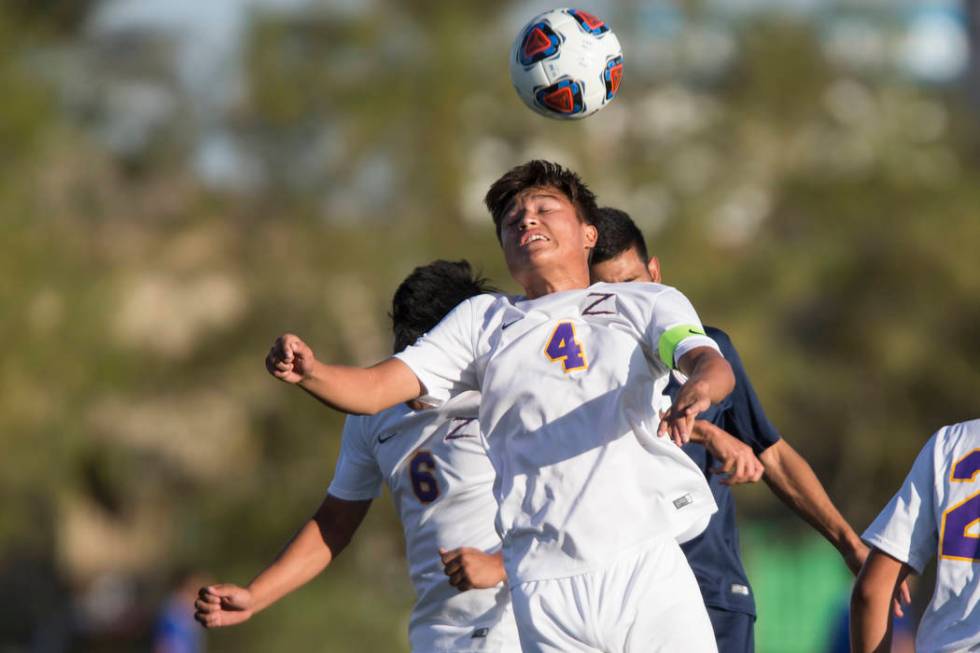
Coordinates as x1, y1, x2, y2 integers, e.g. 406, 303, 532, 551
526, 243, 563, 264
506, 243, 556, 269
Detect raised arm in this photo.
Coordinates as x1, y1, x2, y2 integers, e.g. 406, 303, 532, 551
658, 346, 734, 445
850, 549, 912, 653
266, 333, 422, 414
194, 495, 371, 628
759, 440, 912, 612
760, 440, 866, 569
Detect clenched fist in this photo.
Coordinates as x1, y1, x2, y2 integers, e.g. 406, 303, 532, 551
440, 547, 506, 592
266, 333, 317, 384
194, 584, 254, 629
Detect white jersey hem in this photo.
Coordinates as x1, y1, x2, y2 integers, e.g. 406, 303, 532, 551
861, 533, 924, 575
508, 495, 717, 584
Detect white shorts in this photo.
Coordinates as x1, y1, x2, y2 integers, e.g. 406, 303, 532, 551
409, 601, 521, 653
510, 537, 718, 653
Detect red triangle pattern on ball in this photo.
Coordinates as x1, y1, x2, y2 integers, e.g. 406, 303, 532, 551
542, 86, 575, 113
522, 27, 553, 60
609, 63, 623, 94
575, 11, 604, 30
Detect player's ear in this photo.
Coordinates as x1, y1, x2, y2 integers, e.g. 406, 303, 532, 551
584, 223, 598, 248
646, 257, 662, 283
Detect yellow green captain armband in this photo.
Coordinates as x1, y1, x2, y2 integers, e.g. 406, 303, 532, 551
658, 324, 707, 369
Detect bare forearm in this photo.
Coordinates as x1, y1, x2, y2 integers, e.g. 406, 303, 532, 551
761, 441, 862, 556
299, 358, 422, 415
245, 496, 368, 614
850, 584, 894, 653
682, 350, 735, 404
850, 551, 908, 653
246, 519, 335, 613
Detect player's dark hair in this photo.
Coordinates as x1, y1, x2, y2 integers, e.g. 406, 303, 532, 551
484, 160, 599, 241
591, 206, 649, 265
390, 260, 496, 353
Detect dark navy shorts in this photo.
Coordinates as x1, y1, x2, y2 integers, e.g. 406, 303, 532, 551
707, 606, 755, 653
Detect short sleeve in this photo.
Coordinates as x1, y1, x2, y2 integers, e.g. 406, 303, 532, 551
710, 328, 782, 454
646, 287, 719, 369
327, 416, 384, 501
394, 296, 483, 402
862, 434, 939, 574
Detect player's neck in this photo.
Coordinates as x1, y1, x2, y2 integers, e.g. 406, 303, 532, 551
519, 266, 590, 299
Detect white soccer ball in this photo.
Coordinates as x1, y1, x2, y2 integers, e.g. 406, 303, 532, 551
509, 8, 623, 120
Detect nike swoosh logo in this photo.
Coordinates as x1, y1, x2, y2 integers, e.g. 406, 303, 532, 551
688, 328, 704, 335
501, 318, 522, 330
377, 431, 399, 444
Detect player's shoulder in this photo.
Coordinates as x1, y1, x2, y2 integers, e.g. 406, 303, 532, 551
934, 419, 980, 458
465, 291, 507, 308
420, 292, 510, 338
944, 418, 980, 440
453, 291, 512, 320
589, 281, 685, 307
592, 280, 678, 296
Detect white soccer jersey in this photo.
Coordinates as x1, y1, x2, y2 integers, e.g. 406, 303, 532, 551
327, 391, 519, 652
862, 419, 980, 653
395, 281, 720, 584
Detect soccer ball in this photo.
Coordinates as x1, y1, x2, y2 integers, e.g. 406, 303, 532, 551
509, 8, 623, 120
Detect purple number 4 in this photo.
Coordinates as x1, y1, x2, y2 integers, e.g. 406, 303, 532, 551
544, 321, 587, 373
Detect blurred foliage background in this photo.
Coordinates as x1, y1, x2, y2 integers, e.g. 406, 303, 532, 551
1, 1, 978, 651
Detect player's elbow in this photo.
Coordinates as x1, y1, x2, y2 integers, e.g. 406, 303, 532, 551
849, 578, 890, 653
718, 358, 735, 397
360, 391, 408, 415
702, 354, 734, 402
357, 358, 423, 414
347, 377, 398, 415
850, 575, 874, 613
849, 573, 885, 623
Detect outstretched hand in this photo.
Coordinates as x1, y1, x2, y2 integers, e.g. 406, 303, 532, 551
194, 584, 255, 629
266, 333, 316, 384
658, 381, 711, 446
439, 547, 506, 592
694, 420, 765, 486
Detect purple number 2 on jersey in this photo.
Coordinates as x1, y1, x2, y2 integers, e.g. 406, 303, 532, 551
544, 321, 587, 373
940, 448, 980, 562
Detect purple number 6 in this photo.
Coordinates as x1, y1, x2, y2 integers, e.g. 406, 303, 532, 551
409, 450, 440, 504
940, 449, 980, 562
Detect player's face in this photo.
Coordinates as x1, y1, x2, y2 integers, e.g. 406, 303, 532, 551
589, 247, 661, 284
499, 187, 597, 286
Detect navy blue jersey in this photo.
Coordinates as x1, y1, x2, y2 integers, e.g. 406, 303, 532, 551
667, 326, 782, 616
